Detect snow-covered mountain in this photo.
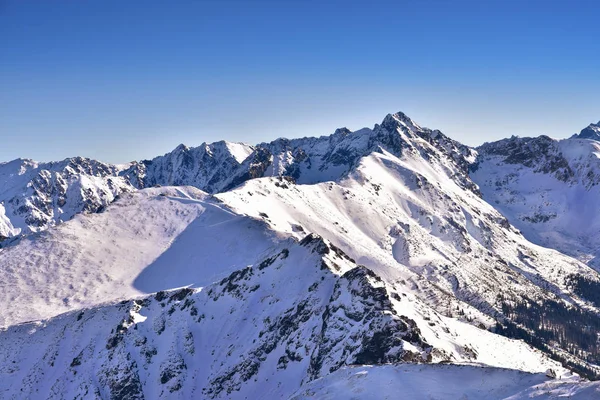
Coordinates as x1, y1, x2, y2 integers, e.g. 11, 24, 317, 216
0, 197, 575, 398
573, 121, 600, 141
218, 116, 600, 379
472, 131, 600, 270
2, 112, 600, 398
0, 157, 135, 239
0, 112, 477, 240
127, 141, 254, 193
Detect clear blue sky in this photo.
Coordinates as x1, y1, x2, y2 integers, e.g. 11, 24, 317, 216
1, 0, 599, 164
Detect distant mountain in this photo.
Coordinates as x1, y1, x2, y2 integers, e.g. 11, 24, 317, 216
127, 141, 254, 193
472, 128, 600, 269
0, 157, 134, 239
572, 121, 600, 141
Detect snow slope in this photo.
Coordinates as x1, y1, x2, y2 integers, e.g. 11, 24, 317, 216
0, 186, 281, 327
290, 364, 599, 400
473, 134, 600, 269
0, 235, 569, 399
219, 115, 600, 377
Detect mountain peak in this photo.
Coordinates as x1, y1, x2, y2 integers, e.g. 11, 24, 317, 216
174, 143, 190, 152
379, 111, 421, 135
333, 127, 352, 136
571, 121, 600, 141
391, 110, 413, 122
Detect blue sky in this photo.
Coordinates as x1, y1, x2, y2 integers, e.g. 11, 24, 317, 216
1, 0, 599, 163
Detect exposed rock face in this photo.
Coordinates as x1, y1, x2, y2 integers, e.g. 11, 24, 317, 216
129, 141, 255, 193
0, 157, 134, 238
572, 121, 600, 141
475, 135, 574, 182
472, 127, 600, 269
308, 265, 431, 381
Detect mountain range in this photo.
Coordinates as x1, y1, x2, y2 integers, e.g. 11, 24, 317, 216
1, 112, 600, 399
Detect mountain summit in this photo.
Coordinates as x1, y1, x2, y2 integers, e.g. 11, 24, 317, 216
572, 121, 600, 140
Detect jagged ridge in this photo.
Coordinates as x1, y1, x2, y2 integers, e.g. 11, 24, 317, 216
0, 235, 432, 399
0, 112, 480, 239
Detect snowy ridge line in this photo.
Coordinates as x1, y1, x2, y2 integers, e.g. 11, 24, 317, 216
0, 111, 478, 240
0, 232, 581, 399
2, 111, 600, 246
0, 234, 429, 399
0, 186, 285, 328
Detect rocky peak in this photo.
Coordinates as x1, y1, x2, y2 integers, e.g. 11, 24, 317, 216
376, 112, 416, 140
0, 157, 37, 172
379, 111, 420, 132
264, 137, 292, 153
476, 135, 574, 182
0, 156, 135, 238
333, 127, 352, 136
173, 143, 190, 153
132, 139, 254, 194
572, 121, 600, 141
60, 156, 124, 177
375, 112, 473, 157
371, 112, 480, 194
